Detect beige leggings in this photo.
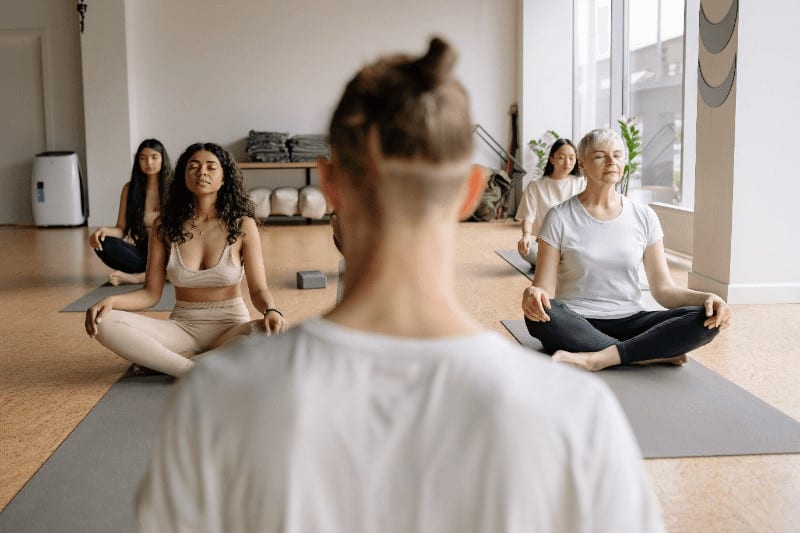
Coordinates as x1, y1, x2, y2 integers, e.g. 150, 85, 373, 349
95, 297, 259, 377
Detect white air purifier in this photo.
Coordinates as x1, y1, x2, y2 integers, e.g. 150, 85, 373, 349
31, 151, 86, 227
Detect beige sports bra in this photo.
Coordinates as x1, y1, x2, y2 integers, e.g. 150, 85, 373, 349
166, 241, 244, 288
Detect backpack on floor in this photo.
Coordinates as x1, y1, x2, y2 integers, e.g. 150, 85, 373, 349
470, 168, 512, 221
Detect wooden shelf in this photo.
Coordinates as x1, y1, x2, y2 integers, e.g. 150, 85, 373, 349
240, 161, 325, 224
239, 162, 317, 169
258, 214, 330, 225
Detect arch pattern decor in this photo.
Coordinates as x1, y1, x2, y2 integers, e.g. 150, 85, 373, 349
698, 0, 738, 108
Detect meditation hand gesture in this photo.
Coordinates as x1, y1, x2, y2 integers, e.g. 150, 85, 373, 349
522, 285, 551, 322
85, 298, 113, 337
703, 294, 731, 330
89, 228, 110, 251
262, 309, 288, 335
517, 234, 533, 256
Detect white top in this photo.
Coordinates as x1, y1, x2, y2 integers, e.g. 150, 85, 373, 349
137, 318, 663, 533
538, 195, 664, 318
515, 175, 586, 235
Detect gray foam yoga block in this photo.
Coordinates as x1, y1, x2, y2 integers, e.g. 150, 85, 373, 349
297, 270, 327, 289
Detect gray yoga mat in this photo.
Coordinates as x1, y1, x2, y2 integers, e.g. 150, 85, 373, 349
495, 249, 534, 279
60, 283, 176, 312
501, 319, 800, 458
0, 369, 173, 533
495, 249, 651, 290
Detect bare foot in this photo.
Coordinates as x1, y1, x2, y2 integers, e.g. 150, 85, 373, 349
552, 350, 598, 371
632, 354, 689, 366
552, 344, 623, 371
108, 271, 145, 286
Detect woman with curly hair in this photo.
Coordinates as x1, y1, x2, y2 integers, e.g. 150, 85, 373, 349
89, 138, 172, 285
84, 142, 287, 377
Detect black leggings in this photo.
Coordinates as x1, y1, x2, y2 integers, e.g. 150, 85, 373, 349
94, 236, 147, 273
524, 299, 719, 364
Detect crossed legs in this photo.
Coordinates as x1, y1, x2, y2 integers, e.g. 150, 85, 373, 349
525, 300, 719, 371
94, 298, 260, 377
94, 237, 147, 285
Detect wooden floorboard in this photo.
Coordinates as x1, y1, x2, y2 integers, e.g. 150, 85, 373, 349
0, 222, 798, 531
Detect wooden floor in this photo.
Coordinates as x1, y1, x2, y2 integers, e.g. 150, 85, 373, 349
0, 222, 798, 531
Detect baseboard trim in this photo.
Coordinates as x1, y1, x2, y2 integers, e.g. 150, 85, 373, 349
688, 271, 800, 304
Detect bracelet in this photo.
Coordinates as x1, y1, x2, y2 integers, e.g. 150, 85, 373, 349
263, 308, 284, 318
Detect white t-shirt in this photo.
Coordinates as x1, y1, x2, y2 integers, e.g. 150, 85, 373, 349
515, 175, 586, 235
136, 318, 664, 533
538, 195, 664, 318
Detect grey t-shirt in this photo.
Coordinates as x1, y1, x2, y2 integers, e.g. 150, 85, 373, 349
538, 195, 664, 318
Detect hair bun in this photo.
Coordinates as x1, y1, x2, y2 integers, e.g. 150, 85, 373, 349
413, 36, 457, 90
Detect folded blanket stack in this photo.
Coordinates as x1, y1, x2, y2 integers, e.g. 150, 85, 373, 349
246, 130, 290, 163
287, 134, 330, 162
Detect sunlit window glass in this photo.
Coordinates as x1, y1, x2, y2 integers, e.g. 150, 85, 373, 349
574, 0, 612, 135
627, 0, 685, 205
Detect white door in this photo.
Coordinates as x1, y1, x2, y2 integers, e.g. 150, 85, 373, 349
0, 30, 48, 225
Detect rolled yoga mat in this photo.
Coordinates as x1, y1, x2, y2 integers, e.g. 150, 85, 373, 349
60, 283, 176, 312
0, 369, 173, 533
501, 319, 800, 459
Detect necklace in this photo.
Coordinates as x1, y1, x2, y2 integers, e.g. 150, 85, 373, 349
193, 217, 218, 236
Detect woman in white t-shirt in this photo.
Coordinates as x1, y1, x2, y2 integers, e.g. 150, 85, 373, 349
521, 128, 732, 371
515, 138, 585, 266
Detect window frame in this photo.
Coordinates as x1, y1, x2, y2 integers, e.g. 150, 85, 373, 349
571, 0, 696, 209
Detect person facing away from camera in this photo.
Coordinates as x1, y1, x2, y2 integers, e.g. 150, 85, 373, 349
135, 38, 664, 533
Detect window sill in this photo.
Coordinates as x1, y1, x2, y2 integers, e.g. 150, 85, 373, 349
649, 202, 694, 257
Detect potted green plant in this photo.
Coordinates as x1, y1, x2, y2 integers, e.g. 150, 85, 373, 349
528, 130, 560, 178
617, 116, 642, 196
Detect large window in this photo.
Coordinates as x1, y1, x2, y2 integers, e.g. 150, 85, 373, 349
574, 0, 687, 206
574, 0, 612, 134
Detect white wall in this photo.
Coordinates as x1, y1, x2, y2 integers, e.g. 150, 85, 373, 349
0, 0, 85, 224
519, 0, 573, 186
728, 0, 800, 298
73, 0, 519, 225
80, 0, 134, 226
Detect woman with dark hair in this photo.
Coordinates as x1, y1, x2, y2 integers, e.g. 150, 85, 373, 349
515, 138, 585, 266
89, 138, 172, 285
84, 142, 287, 377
